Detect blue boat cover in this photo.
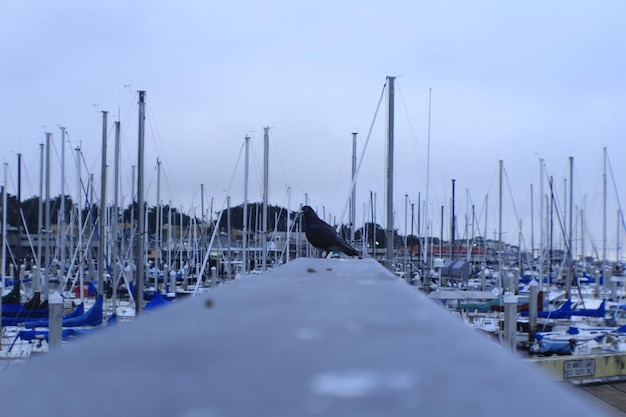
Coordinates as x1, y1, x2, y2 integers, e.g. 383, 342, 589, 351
23, 296, 103, 329
144, 292, 172, 310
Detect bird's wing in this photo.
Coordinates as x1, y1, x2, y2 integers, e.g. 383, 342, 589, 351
328, 234, 359, 257
306, 222, 338, 249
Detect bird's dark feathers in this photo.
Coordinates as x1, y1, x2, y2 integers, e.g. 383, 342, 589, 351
301, 205, 359, 257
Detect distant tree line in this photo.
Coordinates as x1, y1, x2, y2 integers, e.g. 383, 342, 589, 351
214, 204, 429, 249
2, 196, 434, 249
1, 194, 196, 236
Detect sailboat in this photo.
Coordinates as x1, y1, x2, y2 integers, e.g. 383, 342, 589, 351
1, 279, 49, 325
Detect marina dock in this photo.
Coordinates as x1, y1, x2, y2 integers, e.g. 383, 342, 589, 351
0, 258, 618, 416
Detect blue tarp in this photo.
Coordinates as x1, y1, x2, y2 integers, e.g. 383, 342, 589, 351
17, 328, 77, 342
23, 296, 103, 329
11, 301, 84, 327
12, 314, 116, 349
144, 292, 172, 310
63, 302, 85, 319
569, 300, 606, 318
521, 299, 606, 319
2, 292, 49, 325
521, 299, 572, 319
88, 280, 98, 297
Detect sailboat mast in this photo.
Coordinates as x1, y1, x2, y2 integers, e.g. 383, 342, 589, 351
530, 184, 534, 263
130, 165, 135, 266
439, 205, 444, 264
200, 184, 205, 265
385, 76, 395, 271
539, 158, 545, 292
167, 202, 172, 273
16, 153, 21, 207
566, 156, 574, 298
44, 132, 51, 298
156, 158, 161, 276
603, 147, 607, 294
466, 189, 470, 262
549, 180, 554, 279
618, 209, 621, 262
0, 163, 6, 338
35, 143, 43, 293
179, 206, 183, 275
370, 191, 378, 259
350, 132, 357, 243
498, 160, 503, 294
286, 186, 291, 263
242, 135, 250, 274
423, 88, 432, 277
76, 146, 84, 304
59, 126, 66, 275
16, 152, 22, 271
482, 194, 488, 289
136, 91, 146, 315
411, 202, 415, 279
404, 194, 408, 278
262, 127, 269, 272
581, 199, 585, 268
98, 111, 108, 297
1, 163, 8, 288
450, 179, 455, 260
112, 121, 121, 309
226, 195, 232, 276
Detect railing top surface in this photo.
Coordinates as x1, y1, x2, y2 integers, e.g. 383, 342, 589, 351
0, 258, 609, 417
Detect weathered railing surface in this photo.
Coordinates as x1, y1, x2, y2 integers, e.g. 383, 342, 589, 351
0, 258, 611, 416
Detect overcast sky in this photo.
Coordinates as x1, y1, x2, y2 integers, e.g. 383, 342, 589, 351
1, 1, 625, 257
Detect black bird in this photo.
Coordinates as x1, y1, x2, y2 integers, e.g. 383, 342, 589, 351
301, 205, 359, 257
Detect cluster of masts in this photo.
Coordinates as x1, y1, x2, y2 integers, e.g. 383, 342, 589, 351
2, 80, 624, 310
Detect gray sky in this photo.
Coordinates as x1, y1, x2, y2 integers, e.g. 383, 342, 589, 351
1, 1, 625, 257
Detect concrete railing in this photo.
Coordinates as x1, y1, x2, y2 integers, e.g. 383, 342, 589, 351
0, 258, 612, 416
